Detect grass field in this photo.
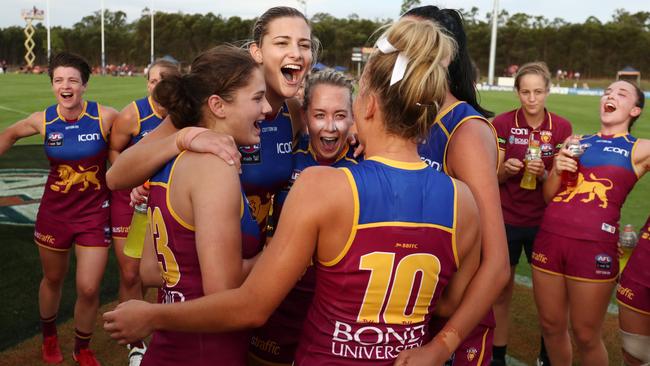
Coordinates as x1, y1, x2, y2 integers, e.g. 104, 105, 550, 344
0, 73, 648, 364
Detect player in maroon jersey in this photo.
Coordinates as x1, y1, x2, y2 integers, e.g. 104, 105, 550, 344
108, 58, 181, 365
104, 18, 484, 366
135, 45, 269, 366
534, 80, 650, 365
491, 61, 572, 365
0, 53, 117, 366
617, 215, 650, 365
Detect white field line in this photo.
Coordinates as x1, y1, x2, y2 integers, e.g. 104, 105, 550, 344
0, 105, 30, 115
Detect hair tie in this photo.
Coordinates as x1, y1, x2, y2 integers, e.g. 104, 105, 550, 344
376, 36, 409, 86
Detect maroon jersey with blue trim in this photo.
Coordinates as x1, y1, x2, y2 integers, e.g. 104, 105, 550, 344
39, 101, 109, 221
143, 151, 260, 366
541, 133, 639, 243
294, 157, 458, 365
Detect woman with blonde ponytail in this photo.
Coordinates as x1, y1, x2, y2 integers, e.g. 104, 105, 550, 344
104, 18, 482, 366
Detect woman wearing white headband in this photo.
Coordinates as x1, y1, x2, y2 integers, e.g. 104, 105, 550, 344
104, 18, 483, 365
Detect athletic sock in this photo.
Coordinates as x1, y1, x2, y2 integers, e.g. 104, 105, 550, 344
74, 329, 92, 354
539, 336, 551, 364
492, 344, 507, 361
40, 314, 57, 339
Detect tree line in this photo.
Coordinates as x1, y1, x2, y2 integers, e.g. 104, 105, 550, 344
0, 8, 648, 78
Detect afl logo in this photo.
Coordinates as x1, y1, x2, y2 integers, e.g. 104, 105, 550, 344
240, 144, 261, 164
47, 132, 64, 146
595, 253, 612, 270
240, 144, 260, 154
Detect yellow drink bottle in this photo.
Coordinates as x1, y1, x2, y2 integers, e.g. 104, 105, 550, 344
520, 132, 541, 190
124, 202, 148, 258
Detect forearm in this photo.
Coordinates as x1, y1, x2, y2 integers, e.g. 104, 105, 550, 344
151, 287, 263, 333
543, 168, 562, 202
107, 132, 180, 189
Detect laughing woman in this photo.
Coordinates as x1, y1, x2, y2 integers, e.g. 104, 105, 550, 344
105, 6, 316, 246
0, 52, 117, 366
533, 80, 650, 365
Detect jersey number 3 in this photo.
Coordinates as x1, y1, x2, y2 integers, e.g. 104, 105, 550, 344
149, 206, 181, 287
358, 252, 440, 324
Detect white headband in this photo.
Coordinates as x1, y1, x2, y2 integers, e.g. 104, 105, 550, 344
376, 36, 409, 86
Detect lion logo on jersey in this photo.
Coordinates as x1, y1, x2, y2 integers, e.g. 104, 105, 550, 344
553, 172, 613, 208
246, 193, 272, 225
466, 347, 478, 362
50, 164, 101, 193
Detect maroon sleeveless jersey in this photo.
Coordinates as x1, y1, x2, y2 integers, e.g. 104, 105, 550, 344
294, 157, 459, 365
541, 133, 639, 243
142, 152, 260, 366
39, 101, 109, 222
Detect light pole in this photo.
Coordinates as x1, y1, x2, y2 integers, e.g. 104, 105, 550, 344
488, 0, 498, 85
101, 0, 105, 74
150, 0, 155, 65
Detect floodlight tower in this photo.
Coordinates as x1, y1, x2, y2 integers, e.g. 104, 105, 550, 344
21, 6, 45, 69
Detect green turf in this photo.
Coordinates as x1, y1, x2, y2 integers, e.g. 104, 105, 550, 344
0, 73, 146, 145
0, 74, 649, 351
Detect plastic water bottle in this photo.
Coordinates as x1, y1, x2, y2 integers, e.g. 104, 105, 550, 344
619, 224, 638, 273
520, 132, 541, 190
124, 201, 148, 259
561, 139, 584, 188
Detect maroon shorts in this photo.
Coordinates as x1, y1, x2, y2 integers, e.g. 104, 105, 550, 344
110, 189, 134, 239
532, 229, 618, 282
617, 269, 650, 315
34, 213, 110, 251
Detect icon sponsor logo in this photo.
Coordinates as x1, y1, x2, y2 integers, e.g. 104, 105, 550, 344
603, 146, 629, 157
276, 142, 292, 154
78, 133, 101, 142
420, 156, 442, 171
510, 127, 528, 135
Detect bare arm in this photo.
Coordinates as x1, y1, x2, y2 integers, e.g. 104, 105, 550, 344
106, 118, 241, 190
442, 121, 510, 346
632, 138, 650, 177
108, 103, 138, 164
106, 118, 180, 190
188, 153, 245, 295
0, 112, 44, 155
103, 167, 344, 342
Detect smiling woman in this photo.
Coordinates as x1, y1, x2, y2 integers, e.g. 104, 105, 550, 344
533, 80, 650, 365
105, 6, 316, 245
0, 52, 118, 366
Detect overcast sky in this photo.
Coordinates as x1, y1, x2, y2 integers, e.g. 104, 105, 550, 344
2, 0, 648, 28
